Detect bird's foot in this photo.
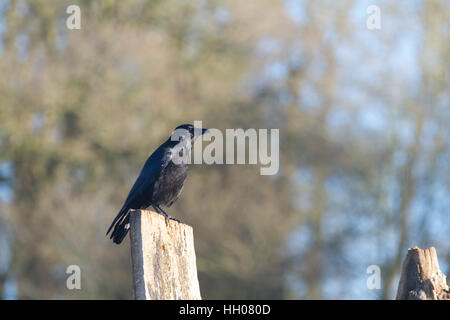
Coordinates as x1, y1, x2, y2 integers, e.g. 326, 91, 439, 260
156, 205, 181, 224
168, 216, 181, 223
162, 213, 181, 224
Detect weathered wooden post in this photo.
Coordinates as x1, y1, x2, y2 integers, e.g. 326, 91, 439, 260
129, 209, 201, 300
396, 246, 449, 300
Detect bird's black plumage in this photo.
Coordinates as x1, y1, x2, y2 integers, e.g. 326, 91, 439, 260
106, 124, 207, 244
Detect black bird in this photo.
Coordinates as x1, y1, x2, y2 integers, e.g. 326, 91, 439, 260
106, 124, 208, 244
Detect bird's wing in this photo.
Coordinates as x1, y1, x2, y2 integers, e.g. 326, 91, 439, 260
106, 145, 172, 236
123, 146, 172, 208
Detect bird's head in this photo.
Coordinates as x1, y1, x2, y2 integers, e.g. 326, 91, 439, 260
169, 124, 208, 165
171, 124, 208, 144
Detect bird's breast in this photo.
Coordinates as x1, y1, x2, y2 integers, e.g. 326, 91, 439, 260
152, 162, 188, 207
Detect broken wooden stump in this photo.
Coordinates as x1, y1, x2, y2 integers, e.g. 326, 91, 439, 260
396, 246, 449, 300
129, 209, 201, 300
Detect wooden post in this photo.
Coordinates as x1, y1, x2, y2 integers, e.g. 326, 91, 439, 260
396, 246, 449, 300
129, 209, 202, 300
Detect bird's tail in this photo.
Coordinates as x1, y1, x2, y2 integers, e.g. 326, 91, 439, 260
106, 206, 131, 244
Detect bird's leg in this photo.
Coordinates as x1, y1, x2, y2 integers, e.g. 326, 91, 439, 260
157, 205, 181, 224
150, 203, 170, 222
150, 204, 162, 214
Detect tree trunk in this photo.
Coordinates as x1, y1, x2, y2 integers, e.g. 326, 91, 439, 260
396, 246, 449, 300
129, 209, 201, 300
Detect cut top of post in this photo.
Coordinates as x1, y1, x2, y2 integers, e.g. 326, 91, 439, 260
129, 209, 202, 300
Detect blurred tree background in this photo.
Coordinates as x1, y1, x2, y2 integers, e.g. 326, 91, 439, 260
0, 0, 448, 299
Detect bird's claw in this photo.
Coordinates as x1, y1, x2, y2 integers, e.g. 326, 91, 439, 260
154, 205, 181, 224
169, 216, 181, 223
163, 215, 181, 224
